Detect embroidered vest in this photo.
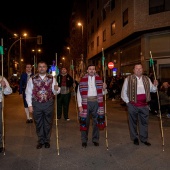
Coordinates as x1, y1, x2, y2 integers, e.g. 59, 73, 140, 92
32, 74, 54, 103
127, 75, 151, 103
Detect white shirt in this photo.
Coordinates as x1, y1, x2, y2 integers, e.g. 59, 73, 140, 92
0, 76, 12, 102
121, 75, 157, 103
25, 74, 60, 107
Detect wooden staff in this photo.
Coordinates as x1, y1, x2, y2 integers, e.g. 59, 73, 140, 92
1, 38, 5, 155
72, 60, 79, 122
55, 53, 60, 155
150, 51, 164, 151
102, 48, 109, 150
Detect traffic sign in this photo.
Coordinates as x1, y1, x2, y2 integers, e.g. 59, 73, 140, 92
108, 62, 114, 69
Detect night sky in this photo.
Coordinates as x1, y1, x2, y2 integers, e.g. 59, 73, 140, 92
0, 1, 74, 63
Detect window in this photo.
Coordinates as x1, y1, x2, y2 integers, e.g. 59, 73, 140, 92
97, 17, 99, 28
91, 25, 94, 34
97, 36, 99, 46
149, 0, 170, 15
97, 0, 99, 9
102, 8, 106, 20
111, 21, 115, 35
111, 0, 115, 11
123, 8, 128, 27
91, 41, 94, 50
103, 29, 106, 42
91, 9, 94, 19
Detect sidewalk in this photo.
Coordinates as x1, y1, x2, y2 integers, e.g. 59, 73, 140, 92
0, 93, 170, 170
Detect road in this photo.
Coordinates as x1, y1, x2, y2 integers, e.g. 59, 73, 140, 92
0, 93, 170, 170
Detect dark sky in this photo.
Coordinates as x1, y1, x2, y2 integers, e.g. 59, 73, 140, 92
1, 1, 74, 63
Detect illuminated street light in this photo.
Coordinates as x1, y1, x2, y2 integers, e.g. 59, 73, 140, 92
77, 22, 84, 76
7, 33, 27, 79
67, 47, 70, 54
62, 57, 65, 67
32, 49, 41, 74
8, 34, 42, 78
77, 22, 83, 37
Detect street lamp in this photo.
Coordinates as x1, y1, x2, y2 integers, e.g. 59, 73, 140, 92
67, 47, 70, 54
77, 22, 84, 76
77, 22, 83, 37
32, 49, 41, 74
7, 33, 27, 79
62, 57, 65, 67
14, 33, 28, 74
8, 34, 42, 79
67, 47, 72, 75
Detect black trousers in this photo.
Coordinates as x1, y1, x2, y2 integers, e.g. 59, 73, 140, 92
32, 100, 54, 144
57, 93, 71, 119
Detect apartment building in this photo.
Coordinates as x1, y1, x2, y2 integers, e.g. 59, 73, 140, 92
86, 0, 170, 82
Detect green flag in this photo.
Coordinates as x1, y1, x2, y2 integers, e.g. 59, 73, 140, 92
149, 58, 154, 67
56, 66, 59, 76
70, 65, 74, 70
0, 46, 4, 55
102, 53, 105, 66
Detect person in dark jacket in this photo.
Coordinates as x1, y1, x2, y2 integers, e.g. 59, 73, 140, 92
19, 64, 34, 123
159, 82, 170, 118
57, 67, 74, 121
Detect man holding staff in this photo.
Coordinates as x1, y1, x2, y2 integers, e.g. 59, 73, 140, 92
121, 63, 158, 146
77, 64, 107, 148
0, 76, 12, 153
25, 61, 60, 149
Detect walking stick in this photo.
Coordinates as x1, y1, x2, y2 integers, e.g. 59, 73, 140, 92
55, 53, 60, 155
0, 38, 5, 155
150, 51, 164, 151
71, 60, 79, 122
102, 48, 109, 150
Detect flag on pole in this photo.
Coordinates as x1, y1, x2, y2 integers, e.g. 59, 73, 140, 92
102, 48, 105, 66
70, 64, 74, 70
55, 66, 59, 76
149, 58, 154, 67
0, 46, 3, 55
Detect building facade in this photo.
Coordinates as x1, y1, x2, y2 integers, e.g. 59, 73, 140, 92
86, 0, 170, 82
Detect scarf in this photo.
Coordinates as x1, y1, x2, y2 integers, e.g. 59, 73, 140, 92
79, 74, 105, 130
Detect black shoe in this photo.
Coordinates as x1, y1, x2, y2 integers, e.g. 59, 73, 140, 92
82, 142, 87, 148
26, 119, 30, 123
44, 142, 50, 148
141, 141, 151, 146
36, 143, 43, 149
133, 138, 139, 145
0, 147, 3, 153
93, 142, 99, 146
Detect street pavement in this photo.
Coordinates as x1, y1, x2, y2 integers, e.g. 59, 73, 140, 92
0, 93, 170, 170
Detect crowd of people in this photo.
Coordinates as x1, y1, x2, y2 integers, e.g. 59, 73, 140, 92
0, 62, 170, 153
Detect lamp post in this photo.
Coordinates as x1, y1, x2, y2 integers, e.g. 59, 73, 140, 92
78, 22, 83, 38
77, 22, 84, 76
67, 47, 72, 75
67, 47, 70, 54
62, 57, 65, 67
8, 34, 42, 79
7, 33, 27, 79
32, 48, 41, 74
